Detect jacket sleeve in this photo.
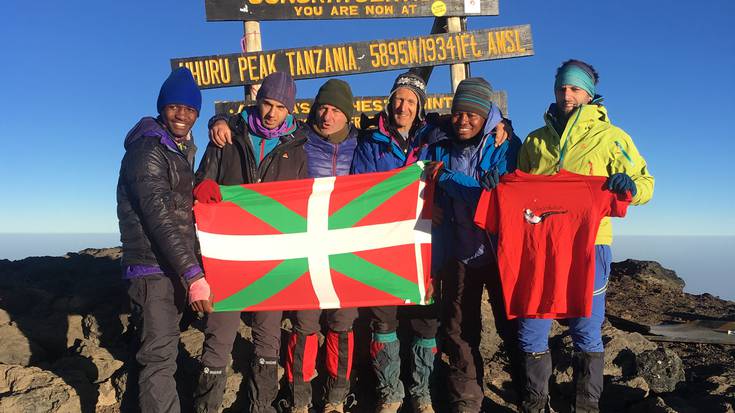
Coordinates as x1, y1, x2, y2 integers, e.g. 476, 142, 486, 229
350, 135, 378, 174
195, 143, 223, 185
437, 169, 483, 206
123, 141, 202, 283
208, 113, 230, 129
608, 130, 654, 206
437, 136, 521, 206
517, 136, 534, 173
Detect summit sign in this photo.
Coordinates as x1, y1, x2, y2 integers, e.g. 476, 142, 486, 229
172, 25, 533, 88
205, 0, 499, 21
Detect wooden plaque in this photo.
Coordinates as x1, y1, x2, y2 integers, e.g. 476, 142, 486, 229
205, 0, 499, 21
171, 25, 533, 89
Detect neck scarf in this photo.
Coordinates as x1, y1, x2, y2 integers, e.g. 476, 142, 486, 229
310, 121, 350, 144
245, 107, 297, 139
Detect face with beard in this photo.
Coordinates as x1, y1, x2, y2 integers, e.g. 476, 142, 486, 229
554, 85, 592, 116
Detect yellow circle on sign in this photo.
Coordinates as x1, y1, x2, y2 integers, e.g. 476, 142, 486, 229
431, 1, 447, 17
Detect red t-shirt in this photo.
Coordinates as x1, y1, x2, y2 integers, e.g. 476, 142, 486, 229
474, 169, 631, 319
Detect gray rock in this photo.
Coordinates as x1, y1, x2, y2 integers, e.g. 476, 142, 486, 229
601, 322, 657, 377
0, 364, 84, 413
611, 260, 685, 290
96, 378, 118, 408
636, 348, 685, 393
0, 308, 10, 325
602, 376, 650, 411
0, 323, 46, 366
53, 339, 125, 388
629, 396, 678, 413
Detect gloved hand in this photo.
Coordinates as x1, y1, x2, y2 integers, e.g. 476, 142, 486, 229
607, 173, 637, 196
193, 179, 222, 203
480, 168, 500, 191
423, 161, 445, 180
189, 277, 213, 313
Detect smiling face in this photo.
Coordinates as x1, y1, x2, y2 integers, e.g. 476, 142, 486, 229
390, 87, 418, 133
555, 85, 592, 116
451, 111, 486, 141
162, 104, 198, 138
316, 104, 348, 135
258, 98, 290, 129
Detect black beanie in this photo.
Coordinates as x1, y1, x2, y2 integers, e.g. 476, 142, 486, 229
313, 79, 354, 119
388, 72, 427, 120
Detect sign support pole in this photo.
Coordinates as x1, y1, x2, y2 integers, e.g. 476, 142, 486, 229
243, 21, 262, 100
448, 17, 468, 92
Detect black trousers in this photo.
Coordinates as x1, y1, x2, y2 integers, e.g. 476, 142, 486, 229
441, 258, 518, 411
128, 274, 187, 413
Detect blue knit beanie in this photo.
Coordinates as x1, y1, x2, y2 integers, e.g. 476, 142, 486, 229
157, 67, 202, 114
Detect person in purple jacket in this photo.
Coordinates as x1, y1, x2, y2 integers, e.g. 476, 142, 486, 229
199, 78, 360, 413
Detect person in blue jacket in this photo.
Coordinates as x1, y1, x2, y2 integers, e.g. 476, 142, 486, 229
352, 72, 439, 413
424, 77, 522, 413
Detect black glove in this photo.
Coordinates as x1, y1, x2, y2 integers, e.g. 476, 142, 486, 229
607, 173, 637, 196
480, 168, 500, 191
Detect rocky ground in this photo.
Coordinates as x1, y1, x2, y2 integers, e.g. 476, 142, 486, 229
0, 248, 733, 412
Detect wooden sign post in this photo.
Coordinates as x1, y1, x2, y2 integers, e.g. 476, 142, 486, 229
243, 21, 262, 100
171, 25, 533, 88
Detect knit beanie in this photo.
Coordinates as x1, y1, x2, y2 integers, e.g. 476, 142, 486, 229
256, 71, 297, 113
313, 79, 354, 119
157, 67, 202, 114
451, 77, 493, 117
388, 72, 427, 120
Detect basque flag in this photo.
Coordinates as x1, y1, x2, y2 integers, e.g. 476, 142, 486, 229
194, 163, 434, 312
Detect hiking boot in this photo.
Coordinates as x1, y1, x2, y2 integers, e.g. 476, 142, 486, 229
375, 401, 402, 413
521, 351, 552, 413
323, 402, 344, 413
411, 399, 435, 413
193, 366, 228, 413
572, 352, 604, 413
249, 357, 279, 413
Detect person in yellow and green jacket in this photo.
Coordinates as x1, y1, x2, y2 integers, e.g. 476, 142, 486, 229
512, 59, 654, 413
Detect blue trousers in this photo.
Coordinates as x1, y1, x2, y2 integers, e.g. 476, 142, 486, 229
518, 245, 611, 354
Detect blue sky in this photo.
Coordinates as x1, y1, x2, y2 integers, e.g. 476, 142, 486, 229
1, 0, 733, 236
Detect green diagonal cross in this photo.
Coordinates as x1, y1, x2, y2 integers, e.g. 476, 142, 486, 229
329, 253, 422, 304
329, 164, 422, 230
214, 258, 310, 311
220, 185, 307, 234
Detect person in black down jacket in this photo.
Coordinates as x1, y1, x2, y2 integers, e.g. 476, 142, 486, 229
116, 67, 212, 413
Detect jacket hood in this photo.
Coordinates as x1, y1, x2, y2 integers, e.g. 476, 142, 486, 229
124, 116, 178, 151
